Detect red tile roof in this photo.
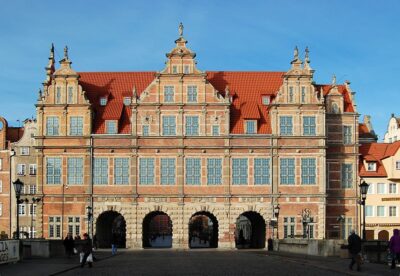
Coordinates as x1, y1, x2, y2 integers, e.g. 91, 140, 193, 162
316, 85, 355, 112
359, 123, 376, 139
359, 142, 400, 177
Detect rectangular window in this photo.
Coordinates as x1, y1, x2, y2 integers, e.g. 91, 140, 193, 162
186, 158, 201, 185
18, 204, 26, 215
0, 180, 2, 193
49, 216, 61, 238
69, 117, 83, 136
0, 203, 2, 216
343, 126, 352, 144
56, 87, 61, 104
29, 185, 36, 194
67, 217, 81, 237
301, 87, 306, 103
341, 164, 353, 188
17, 164, 26, 175
142, 125, 149, 136
172, 66, 177, 74
284, 217, 296, 238
377, 206, 385, 217
262, 96, 270, 105
30, 204, 37, 216
123, 97, 131, 106
162, 116, 176, 136
245, 120, 256, 134
20, 147, 30, 155
367, 162, 376, 171
303, 116, 316, 136
341, 218, 353, 239
207, 158, 222, 185
212, 125, 219, 136
389, 206, 397, 217
280, 158, 295, 185
389, 183, 397, 194
187, 85, 197, 103
232, 158, 248, 185
161, 158, 176, 185
114, 158, 129, 185
47, 157, 62, 184
254, 158, 270, 185
365, 206, 373, 217
185, 116, 199, 136
280, 116, 293, 135
377, 183, 386, 194
396, 161, 400, 170
94, 158, 108, 185
184, 65, 190, 74
100, 97, 107, 106
139, 158, 154, 185
164, 86, 174, 103
0, 159, 2, 170
288, 87, 293, 103
67, 158, 83, 185
29, 164, 37, 175
46, 117, 59, 136
301, 158, 316, 185
106, 120, 117, 134
67, 87, 74, 104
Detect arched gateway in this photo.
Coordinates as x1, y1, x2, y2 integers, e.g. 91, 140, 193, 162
235, 211, 266, 249
96, 211, 126, 248
189, 211, 218, 248
142, 211, 173, 248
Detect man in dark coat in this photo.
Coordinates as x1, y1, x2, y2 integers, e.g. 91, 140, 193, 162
63, 232, 75, 258
80, 233, 93, 268
348, 230, 362, 271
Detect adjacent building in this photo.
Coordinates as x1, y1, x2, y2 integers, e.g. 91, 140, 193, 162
384, 114, 400, 143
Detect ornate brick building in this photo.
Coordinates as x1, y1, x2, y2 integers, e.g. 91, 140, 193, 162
33, 26, 361, 248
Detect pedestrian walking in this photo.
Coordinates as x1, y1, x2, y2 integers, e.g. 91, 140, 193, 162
389, 229, 400, 269
111, 232, 118, 255
80, 233, 93, 268
348, 230, 362, 271
63, 232, 75, 258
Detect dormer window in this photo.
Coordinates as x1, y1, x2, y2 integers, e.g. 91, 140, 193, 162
100, 97, 107, 106
245, 120, 257, 134
106, 120, 117, 134
367, 162, 376, 171
262, 96, 270, 105
332, 103, 339, 114
123, 97, 131, 106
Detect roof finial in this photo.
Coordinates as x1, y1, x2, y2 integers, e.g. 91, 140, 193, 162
294, 46, 299, 60
305, 46, 309, 63
64, 45, 69, 60
50, 43, 54, 58
38, 89, 42, 101
179, 22, 184, 37
332, 74, 337, 86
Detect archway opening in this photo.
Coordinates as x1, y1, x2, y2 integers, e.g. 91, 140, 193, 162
235, 211, 266, 249
142, 211, 173, 248
378, 230, 389, 241
189, 211, 218, 249
96, 210, 126, 248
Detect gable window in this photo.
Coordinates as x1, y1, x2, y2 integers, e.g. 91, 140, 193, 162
187, 86, 197, 103
332, 103, 339, 114
262, 96, 270, 105
100, 97, 107, 106
377, 183, 386, 194
67, 87, 74, 104
232, 158, 248, 185
280, 116, 293, 135
303, 116, 316, 136
164, 86, 174, 103
142, 125, 149, 136
343, 126, 352, 144
389, 183, 397, 194
46, 157, 62, 184
161, 158, 175, 185
162, 116, 176, 136
301, 158, 316, 185
254, 158, 270, 185
288, 87, 293, 103
212, 125, 219, 136
396, 161, 400, 170
46, 117, 59, 136
172, 65, 177, 74
280, 158, 295, 185
123, 97, 131, 106
184, 65, 190, 74
186, 158, 201, 185
93, 158, 108, 185
67, 157, 83, 185
185, 116, 199, 136
56, 87, 61, 104
341, 163, 353, 188
207, 158, 222, 185
106, 121, 117, 134
17, 164, 26, 175
70, 117, 83, 136
20, 147, 30, 156
367, 162, 376, 171
139, 158, 154, 185
301, 87, 306, 103
245, 120, 257, 134
114, 158, 129, 185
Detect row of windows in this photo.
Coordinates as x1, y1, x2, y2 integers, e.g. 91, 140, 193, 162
367, 183, 398, 195
46, 116, 84, 136
55, 87, 76, 104
48, 216, 81, 238
283, 217, 315, 239
18, 204, 37, 216
18, 226, 36, 239
17, 164, 37, 176
366, 205, 398, 217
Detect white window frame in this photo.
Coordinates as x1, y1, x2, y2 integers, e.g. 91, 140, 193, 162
389, 183, 397, 194
187, 85, 197, 103
17, 164, 26, 176
100, 97, 107, 106
164, 86, 174, 103
377, 206, 385, 217
67, 157, 84, 185
142, 125, 150, 136
67, 216, 81, 237
29, 164, 37, 175
20, 147, 30, 156
343, 126, 352, 144
49, 216, 62, 239
377, 183, 386, 194
367, 162, 376, 171
185, 158, 201, 185
262, 96, 270, 105
389, 206, 397, 217
245, 120, 257, 134
106, 120, 118, 134
93, 158, 108, 185
160, 158, 176, 185
114, 157, 130, 185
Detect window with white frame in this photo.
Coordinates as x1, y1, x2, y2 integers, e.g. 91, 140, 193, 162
301, 158, 316, 185
245, 120, 257, 134
49, 216, 61, 238
114, 158, 129, 185
280, 158, 295, 185
67, 217, 80, 237
123, 97, 131, 106
100, 97, 107, 106
396, 161, 400, 170
212, 125, 219, 136
0, 203, 2, 216
139, 158, 154, 185
389, 183, 397, 194
377, 206, 385, 217
0, 158, 2, 170
389, 206, 397, 217
29, 204, 37, 216
185, 116, 199, 136
67, 87, 74, 104
207, 158, 222, 185
106, 120, 117, 134
46, 117, 59, 136
365, 205, 373, 217
18, 204, 26, 215
161, 158, 175, 185
29, 226, 36, 238
187, 86, 197, 103
46, 157, 62, 184
367, 183, 374, 194
341, 164, 353, 188
367, 162, 376, 171
186, 158, 201, 185
303, 116, 316, 136
377, 183, 386, 194
67, 158, 83, 185
69, 117, 83, 136
29, 185, 36, 194
142, 125, 149, 136
164, 86, 174, 103
17, 164, 26, 175
29, 164, 37, 175
288, 87, 294, 103
232, 158, 248, 185
280, 116, 293, 135
343, 126, 352, 144
184, 65, 190, 74
162, 116, 176, 136
284, 217, 295, 238
94, 158, 108, 185
341, 218, 353, 239
20, 147, 30, 155
262, 96, 270, 105
254, 158, 270, 185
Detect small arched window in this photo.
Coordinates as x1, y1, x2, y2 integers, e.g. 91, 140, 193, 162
332, 103, 339, 114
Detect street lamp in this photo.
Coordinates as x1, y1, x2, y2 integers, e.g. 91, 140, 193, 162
359, 179, 369, 241
274, 204, 280, 239
13, 179, 24, 239
86, 206, 93, 238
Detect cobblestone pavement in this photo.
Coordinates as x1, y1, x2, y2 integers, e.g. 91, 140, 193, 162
1, 250, 399, 276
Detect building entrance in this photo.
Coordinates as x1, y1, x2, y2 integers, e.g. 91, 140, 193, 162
235, 211, 266, 249
189, 212, 218, 249
142, 211, 173, 248
95, 211, 126, 248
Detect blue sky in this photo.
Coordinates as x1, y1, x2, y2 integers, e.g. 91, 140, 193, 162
0, 0, 399, 139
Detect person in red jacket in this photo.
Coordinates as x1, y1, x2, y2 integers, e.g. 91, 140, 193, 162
389, 229, 400, 269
